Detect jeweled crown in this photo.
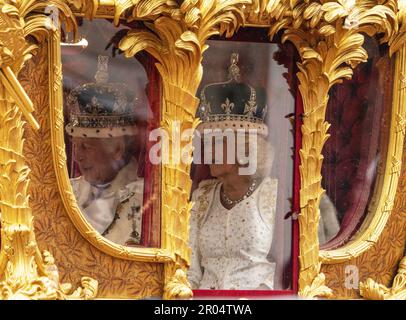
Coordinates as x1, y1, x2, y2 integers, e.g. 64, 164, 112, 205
66, 55, 138, 138
196, 53, 268, 136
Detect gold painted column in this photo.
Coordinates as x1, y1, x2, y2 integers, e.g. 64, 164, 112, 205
119, 0, 248, 299
160, 82, 200, 300
0, 2, 51, 298
0, 77, 39, 291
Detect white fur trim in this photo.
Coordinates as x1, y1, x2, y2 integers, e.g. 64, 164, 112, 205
65, 124, 138, 138
196, 120, 268, 137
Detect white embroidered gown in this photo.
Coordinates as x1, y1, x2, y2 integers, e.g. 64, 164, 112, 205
188, 177, 278, 290
71, 158, 144, 246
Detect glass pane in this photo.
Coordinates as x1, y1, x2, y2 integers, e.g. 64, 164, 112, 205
188, 39, 296, 291
62, 19, 161, 248
320, 36, 393, 248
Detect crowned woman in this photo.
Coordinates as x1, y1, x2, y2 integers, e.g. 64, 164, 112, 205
188, 53, 340, 290
188, 53, 278, 290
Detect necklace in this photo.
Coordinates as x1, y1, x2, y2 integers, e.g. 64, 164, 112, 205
221, 179, 258, 206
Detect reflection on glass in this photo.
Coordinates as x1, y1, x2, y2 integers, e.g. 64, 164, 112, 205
62, 19, 161, 248
189, 40, 295, 290
318, 194, 340, 244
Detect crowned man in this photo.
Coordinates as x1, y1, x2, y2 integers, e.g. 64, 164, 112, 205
65, 55, 144, 246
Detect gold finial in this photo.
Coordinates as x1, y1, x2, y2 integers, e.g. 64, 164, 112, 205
228, 52, 241, 82
94, 55, 109, 84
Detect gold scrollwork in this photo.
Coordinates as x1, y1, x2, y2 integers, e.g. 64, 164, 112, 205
320, 38, 406, 265
44, 0, 406, 299
0, 0, 97, 300
1, 0, 405, 300
360, 251, 406, 300
65, 0, 99, 19
261, 0, 399, 297
163, 262, 192, 300
48, 20, 174, 265
320, 2, 406, 264
118, 0, 248, 299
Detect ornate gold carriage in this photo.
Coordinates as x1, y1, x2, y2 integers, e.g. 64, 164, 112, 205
0, 0, 405, 300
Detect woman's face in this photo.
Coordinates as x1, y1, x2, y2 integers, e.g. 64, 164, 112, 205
206, 137, 240, 179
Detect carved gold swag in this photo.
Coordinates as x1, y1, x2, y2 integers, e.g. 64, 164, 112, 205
0, 0, 406, 300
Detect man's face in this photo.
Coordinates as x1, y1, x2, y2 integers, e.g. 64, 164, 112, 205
73, 137, 125, 185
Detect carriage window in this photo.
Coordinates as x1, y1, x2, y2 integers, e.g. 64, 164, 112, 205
62, 19, 161, 248
320, 37, 393, 249
189, 38, 297, 293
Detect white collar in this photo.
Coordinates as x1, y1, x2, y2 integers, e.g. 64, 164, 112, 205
72, 157, 142, 234
104, 157, 140, 194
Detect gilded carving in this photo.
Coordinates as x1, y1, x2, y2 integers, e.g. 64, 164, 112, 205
66, 0, 99, 19
21, 43, 164, 298
0, 0, 405, 300
0, 0, 98, 300
163, 263, 192, 300
396, 114, 406, 134
48, 22, 174, 264
118, 0, 248, 299
322, 135, 406, 297
321, 45, 406, 298
246, 0, 402, 297
359, 253, 406, 299
389, 0, 406, 55
320, 33, 406, 271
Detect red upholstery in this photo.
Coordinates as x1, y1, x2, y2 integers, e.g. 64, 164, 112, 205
321, 50, 392, 249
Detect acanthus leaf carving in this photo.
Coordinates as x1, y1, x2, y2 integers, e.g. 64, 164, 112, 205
1, 0, 405, 300
360, 253, 406, 300
0, 0, 97, 300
